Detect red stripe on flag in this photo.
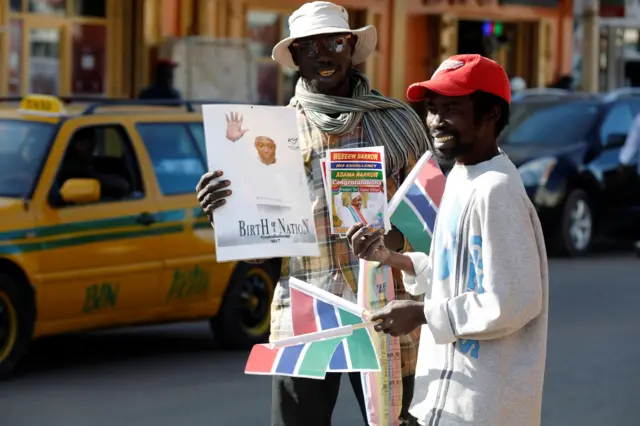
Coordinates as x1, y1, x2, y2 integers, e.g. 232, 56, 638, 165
416, 157, 446, 207
245, 344, 281, 374
290, 286, 319, 336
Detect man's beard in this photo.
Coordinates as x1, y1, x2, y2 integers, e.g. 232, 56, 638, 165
301, 68, 354, 95
427, 132, 469, 161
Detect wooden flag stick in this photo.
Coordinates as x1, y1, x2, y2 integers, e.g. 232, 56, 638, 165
270, 321, 380, 349
351, 321, 380, 330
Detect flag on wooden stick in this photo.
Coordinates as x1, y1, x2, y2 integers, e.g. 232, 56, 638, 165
244, 278, 380, 379
388, 151, 445, 254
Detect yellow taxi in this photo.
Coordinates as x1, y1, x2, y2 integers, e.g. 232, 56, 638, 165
0, 95, 279, 378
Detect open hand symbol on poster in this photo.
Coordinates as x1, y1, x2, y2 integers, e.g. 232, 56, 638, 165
225, 111, 249, 142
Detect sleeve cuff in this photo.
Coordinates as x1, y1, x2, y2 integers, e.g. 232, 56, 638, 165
400, 252, 430, 295
424, 298, 457, 345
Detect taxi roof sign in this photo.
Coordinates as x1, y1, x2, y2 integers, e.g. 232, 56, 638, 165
18, 95, 67, 117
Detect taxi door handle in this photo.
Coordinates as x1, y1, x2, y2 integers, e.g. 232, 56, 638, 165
136, 212, 156, 226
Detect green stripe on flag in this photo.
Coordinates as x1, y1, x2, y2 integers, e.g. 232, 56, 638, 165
391, 201, 433, 254
337, 309, 379, 370
337, 308, 363, 326
297, 337, 345, 378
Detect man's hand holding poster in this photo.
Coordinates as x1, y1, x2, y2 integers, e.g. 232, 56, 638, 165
201, 105, 320, 262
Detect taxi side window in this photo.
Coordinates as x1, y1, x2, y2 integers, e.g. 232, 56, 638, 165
51, 125, 144, 207
136, 123, 206, 195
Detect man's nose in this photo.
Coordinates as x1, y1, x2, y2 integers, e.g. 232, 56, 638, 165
315, 42, 334, 62
316, 54, 333, 65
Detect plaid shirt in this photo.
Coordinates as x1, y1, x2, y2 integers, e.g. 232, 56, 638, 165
270, 102, 422, 377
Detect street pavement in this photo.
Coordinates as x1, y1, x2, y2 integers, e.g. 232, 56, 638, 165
0, 253, 639, 426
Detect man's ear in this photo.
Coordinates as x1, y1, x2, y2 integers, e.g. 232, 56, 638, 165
487, 104, 501, 125
349, 34, 358, 56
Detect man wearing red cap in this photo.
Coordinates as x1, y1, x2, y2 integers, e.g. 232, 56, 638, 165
348, 54, 549, 426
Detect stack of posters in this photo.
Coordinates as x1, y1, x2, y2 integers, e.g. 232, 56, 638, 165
322, 147, 390, 234
201, 104, 320, 262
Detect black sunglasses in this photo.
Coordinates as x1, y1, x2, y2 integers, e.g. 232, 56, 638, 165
291, 34, 352, 57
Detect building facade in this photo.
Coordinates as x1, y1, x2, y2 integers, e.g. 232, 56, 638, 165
1, 0, 116, 98
0, 0, 574, 102
399, 0, 574, 99
587, 0, 640, 91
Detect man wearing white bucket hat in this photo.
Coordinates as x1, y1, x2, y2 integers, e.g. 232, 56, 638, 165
196, 2, 431, 424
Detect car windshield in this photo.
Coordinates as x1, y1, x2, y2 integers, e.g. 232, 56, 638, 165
0, 120, 56, 197
499, 100, 600, 145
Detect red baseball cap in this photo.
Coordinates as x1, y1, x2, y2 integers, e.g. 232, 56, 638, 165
407, 54, 511, 104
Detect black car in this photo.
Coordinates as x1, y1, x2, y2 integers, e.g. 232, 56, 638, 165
498, 89, 640, 256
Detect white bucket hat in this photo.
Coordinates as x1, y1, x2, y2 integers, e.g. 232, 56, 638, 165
272, 1, 377, 70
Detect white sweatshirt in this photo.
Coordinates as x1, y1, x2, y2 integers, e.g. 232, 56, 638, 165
403, 153, 549, 426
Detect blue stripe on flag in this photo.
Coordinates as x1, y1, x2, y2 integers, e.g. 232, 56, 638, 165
316, 299, 341, 330
329, 342, 348, 370
391, 201, 433, 254
275, 344, 305, 374
405, 183, 437, 231
316, 300, 348, 371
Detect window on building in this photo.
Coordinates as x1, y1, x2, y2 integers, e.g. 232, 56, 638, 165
136, 123, 207, 195
247, 11, 294, 105
280, 15, 298, 104
29, 0, 66, 16
71, 24, 107, 95
348, 9, 368, 73
8, 19, 23, 96
6, 1, 110, 97
10, 0, 22, 12
248, 11, 281, 58
28, 27, 61, 95
73, 0, 107, 18
257, 62, 279, 105
52, 125, 144, 206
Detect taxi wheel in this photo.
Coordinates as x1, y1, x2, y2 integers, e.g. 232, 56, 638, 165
211, 261, 278, 349
0, 273, 35, 380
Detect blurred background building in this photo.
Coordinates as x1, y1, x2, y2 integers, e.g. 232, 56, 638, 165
593, 0, 640, 90
0, 0, 621, 103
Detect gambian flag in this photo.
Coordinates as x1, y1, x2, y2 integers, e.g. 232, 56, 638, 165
387, 151, 446, 254
244, 278, 380, 379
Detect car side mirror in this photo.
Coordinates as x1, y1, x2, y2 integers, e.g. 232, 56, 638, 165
60, 178, 101, 204
605, 133, 627, 148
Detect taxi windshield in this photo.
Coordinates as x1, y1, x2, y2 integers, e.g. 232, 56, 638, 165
0, 119, 56, 198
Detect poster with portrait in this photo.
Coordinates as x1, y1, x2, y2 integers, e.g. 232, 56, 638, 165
201, 105, 320, 262
326, 147, 391, 234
